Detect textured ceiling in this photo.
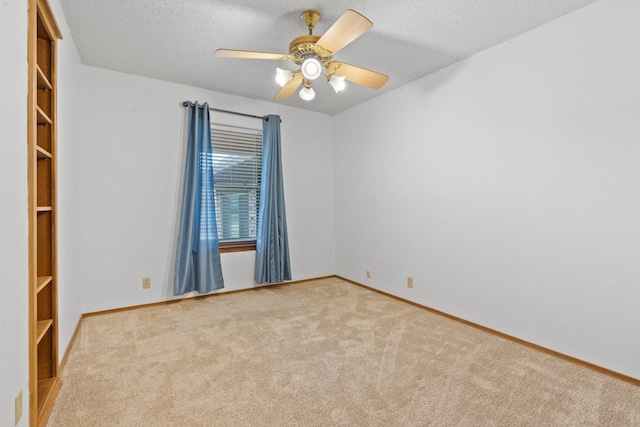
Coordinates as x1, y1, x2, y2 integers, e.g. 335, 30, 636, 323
59, 0, 598, 115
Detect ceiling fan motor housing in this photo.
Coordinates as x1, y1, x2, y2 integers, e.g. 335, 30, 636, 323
289, 36, 331, 61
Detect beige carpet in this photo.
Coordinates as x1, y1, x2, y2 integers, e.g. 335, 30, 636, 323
48, 277, 639, 426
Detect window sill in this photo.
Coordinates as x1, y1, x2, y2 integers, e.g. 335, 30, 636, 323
220, 242, 256, 253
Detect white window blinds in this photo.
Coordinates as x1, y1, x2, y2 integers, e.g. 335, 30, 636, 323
210, 124, 263, 243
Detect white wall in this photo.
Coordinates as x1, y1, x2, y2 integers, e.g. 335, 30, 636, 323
50, 0, 84, 363
334, 0, 640, 378
77, 66, 335, 313
0, 1, 29, 425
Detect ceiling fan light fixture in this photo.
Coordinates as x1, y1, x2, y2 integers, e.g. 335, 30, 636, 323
328, 75, 346, 93
299, 82, 315, 101
301, 57, 322, 80
275, 68, 294, 87
217, 9, 389, 103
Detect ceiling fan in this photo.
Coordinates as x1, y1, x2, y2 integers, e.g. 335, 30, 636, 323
215, 9, 389, 101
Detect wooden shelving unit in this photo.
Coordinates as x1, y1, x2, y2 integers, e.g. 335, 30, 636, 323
28, 0, 62, 426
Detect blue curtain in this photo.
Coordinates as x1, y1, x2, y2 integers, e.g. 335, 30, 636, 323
174, 101, 224, 295
255, 115, 291, 284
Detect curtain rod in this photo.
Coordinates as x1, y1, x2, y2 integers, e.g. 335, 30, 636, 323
182, 101, 277, 122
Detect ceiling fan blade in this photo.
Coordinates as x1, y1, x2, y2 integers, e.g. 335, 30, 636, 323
275, 74, 303, 99
332, 62, 389, 89
316, 9, 373, 55
215, 49, 287, 60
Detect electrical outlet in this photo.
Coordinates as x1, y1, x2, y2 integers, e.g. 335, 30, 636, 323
142, 277, 151, 289
15, 389, 22, 425
407, 276, 414, 288
366, 270, 371, 278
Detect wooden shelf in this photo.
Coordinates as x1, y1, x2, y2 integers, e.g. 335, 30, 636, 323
36, 105, 52, 125
37, 376, 61, 424
37, 145, 53, 159
37, 378, 55, 406
36, 65, 52, 90
30, 2, 62, 426
36, 276, 53, 293
36, 320, 53, 344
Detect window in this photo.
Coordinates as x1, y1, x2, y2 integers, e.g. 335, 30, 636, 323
211, 124, 262, 250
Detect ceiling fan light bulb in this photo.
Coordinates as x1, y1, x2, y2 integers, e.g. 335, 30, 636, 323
299, 86, 315, 101
329, 75, 346, 93
275, 68, 293, 87
301, 57, 322, 80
